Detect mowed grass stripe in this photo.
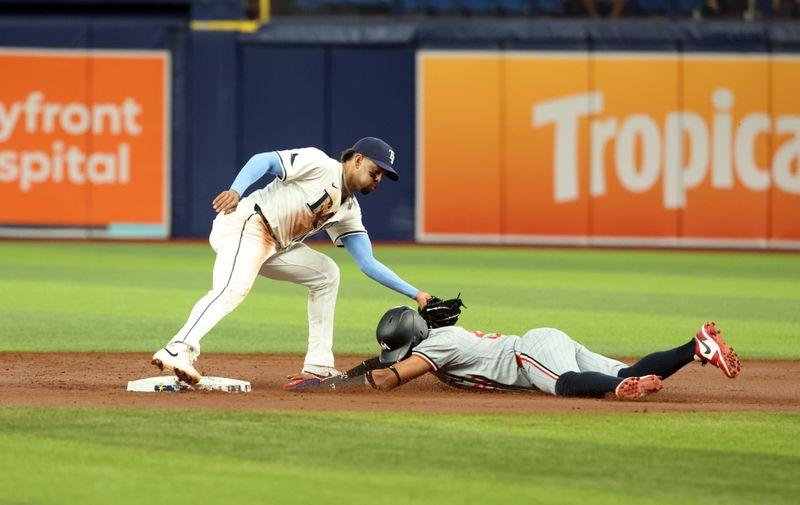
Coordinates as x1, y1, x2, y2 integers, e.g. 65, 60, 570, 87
0, 408, 797, 505
1, 275, 795, 328
3, 243, 798, 299
2, 242, 798, 278
0, 241, 798, 357
0, 434, 671, 505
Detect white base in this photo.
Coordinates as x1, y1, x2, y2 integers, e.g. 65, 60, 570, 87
127, 376, 251, 393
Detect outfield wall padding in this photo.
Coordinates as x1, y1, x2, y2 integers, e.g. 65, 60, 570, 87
1, 13, 799, 247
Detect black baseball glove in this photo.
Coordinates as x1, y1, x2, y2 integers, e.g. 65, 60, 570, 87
419, 294, 466, 328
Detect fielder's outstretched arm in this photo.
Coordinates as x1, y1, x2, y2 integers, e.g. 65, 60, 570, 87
341, 234, 432, 308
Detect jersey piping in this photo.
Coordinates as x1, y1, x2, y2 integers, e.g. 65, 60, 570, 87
411, 351, 438, 371
517, 352, 560, 381
332, 229, 368, 247
438, 373, 531, 392
180, 212, 257, 344
275, 153, 287, 181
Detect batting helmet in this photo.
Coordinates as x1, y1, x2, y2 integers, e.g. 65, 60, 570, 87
376, 306, 429, 364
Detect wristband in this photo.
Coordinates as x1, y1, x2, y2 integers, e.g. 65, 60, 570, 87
365, 370, 378, 389
388, 365, 402, 385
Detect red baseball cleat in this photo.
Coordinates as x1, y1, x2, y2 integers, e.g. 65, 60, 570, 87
615, 374, 663, 400
694, 322, 740, 378
283, 377, 322, 391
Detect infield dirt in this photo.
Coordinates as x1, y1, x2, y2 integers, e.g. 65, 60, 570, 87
1, 352, 797, 413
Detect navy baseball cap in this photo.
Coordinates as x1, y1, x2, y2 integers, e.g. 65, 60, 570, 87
352, 137, 399, 181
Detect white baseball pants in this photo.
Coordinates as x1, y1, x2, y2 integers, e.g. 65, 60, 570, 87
168, 202, 340, 368
517, 328, 627, 395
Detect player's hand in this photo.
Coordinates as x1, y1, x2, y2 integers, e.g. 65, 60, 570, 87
212, 189, 240, 214
415, 291, 433, 309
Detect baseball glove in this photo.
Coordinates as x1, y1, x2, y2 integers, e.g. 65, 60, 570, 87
419, 294, 466, 328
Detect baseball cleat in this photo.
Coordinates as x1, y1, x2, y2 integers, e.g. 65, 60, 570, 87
614, 375, 663, 400
299, 364, 341, 378
285, 365, 341, 382
152, 342, 202, 385
282, 377, 322, 391
694, 322, 740, 378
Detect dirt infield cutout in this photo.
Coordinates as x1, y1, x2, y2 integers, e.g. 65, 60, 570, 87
2, 352, 797, 414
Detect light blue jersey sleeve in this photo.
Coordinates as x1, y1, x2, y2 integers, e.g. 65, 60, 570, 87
342, 233, 418, 299
230, 152, 284, 196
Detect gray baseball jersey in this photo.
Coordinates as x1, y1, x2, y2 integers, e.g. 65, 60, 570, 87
245, 147, 367, 248
411, 326, 627, 395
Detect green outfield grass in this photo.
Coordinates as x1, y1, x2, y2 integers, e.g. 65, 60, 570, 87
0, 407, 798, 505
0, 240, 798, 358
1, 241, 798, 505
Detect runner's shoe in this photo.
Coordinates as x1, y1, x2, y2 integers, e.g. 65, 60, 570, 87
615, 375, 663, 400
694, 322, 740, 378
283, 377, 322, 391
152, 342, 201, 385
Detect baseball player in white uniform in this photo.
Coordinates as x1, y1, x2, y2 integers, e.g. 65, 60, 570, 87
152, 137, 432, 384
290, 306, 741, 400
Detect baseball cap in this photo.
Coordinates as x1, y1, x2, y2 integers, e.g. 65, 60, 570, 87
352, 137, 399, 181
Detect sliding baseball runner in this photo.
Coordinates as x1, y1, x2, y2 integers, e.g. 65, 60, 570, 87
286, 297, 741, 400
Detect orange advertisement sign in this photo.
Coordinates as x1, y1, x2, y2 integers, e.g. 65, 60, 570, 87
417, 51, 800, 249
0, 49, 170, 238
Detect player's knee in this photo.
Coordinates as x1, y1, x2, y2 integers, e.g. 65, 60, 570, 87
220, 284, 251, 310
314, 256, 340, 291
536, 328, 577, 352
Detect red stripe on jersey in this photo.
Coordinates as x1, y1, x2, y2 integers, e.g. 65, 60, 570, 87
518, 355, 559, 381
411, 352, 437, 371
